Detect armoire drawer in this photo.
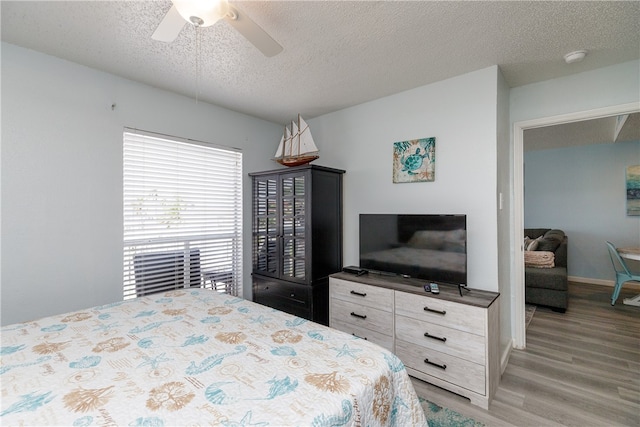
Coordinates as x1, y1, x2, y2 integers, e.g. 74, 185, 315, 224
253, 276, 311, 318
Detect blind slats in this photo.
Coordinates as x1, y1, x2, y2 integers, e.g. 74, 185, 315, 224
123, 131, 242, 299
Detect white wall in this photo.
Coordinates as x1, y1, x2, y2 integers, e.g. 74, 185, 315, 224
525, 141, 640, 281
310, 66, 501, 293
511, 60, 640, 123
496, 68, 513, 354
1, 42, 281, 325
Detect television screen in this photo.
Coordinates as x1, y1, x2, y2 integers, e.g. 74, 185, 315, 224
359, 214, 467, 285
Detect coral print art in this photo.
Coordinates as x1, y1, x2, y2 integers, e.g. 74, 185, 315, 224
393, 137, 436, 183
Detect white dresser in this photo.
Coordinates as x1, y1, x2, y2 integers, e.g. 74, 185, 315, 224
329, 272, 500, 409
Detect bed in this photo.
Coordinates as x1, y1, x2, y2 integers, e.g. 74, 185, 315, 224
1, 288, 426, 426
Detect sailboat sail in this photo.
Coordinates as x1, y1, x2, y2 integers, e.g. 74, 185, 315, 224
298, 116, 318, 154
290, 120, 299, 157
274, 114, 319, 167
274, 125, 291, 158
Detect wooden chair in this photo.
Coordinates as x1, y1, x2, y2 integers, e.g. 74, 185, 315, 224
606, 241, 640, 305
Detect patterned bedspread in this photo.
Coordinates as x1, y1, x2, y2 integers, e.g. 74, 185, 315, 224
1, 289, 426, 426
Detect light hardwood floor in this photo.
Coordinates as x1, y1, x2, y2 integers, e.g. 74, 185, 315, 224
411, 281, 640, 426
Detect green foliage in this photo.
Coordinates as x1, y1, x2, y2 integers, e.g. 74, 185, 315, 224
130, 190, 186, 229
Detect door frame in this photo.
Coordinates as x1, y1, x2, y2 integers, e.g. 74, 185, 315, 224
512, 101, 640, 349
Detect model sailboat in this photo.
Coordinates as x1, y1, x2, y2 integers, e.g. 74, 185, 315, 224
274, 114, 319, 167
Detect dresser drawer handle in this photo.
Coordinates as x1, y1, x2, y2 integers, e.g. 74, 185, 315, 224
423, 306, 446, 315
423, 332, 447, 342
424, 358, 447, 370
350, 290, 367, 297
352, 333, 367, 340
350, 312, 367, 319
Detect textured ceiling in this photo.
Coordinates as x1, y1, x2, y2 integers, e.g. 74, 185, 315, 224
524, 113, 640, 152
2, 1, 639, 125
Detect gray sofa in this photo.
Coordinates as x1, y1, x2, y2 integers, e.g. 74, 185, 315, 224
524, 228, 568, 312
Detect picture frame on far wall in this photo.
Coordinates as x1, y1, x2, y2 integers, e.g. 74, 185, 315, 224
627, 165, 640, 216
392, 137, 436, 183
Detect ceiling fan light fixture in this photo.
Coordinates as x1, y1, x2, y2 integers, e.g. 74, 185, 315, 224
172, 0, 229, 27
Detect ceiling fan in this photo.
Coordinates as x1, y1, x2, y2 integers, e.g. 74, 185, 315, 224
152, 0, 283, 57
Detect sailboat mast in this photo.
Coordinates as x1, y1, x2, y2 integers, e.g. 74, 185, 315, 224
290, 120, 298, 158
288, 122, 292, 158
297, 114, 302, 158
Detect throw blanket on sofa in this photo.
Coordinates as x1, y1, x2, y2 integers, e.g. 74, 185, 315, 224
525, 250, 555, 268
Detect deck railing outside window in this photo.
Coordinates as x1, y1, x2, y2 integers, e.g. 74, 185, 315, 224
123, 234, 241, 299
123, 129, 242, 299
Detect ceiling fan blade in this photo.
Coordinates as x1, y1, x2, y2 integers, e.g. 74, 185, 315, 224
225, 6, 283, 57
152, 5, 186, 42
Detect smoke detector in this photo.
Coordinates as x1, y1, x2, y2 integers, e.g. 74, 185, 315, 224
564, 50, 587, 64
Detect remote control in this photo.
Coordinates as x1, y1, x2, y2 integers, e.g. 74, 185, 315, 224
430, 283, 440, 294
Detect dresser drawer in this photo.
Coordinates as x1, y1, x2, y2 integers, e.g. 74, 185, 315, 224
330, 278, 394, 312
330, 318, 394, 352
396, 339, 485, 395
395, 315, 485, 364
395, 291, 486, 336
329, 297, 394, 336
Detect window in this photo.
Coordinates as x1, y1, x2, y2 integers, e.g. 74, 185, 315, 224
123, 129, 242, 299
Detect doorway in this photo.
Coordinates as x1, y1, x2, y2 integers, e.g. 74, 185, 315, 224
512, 102, 640, 349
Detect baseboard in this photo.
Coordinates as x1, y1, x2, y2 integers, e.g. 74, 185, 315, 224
500, 341, 513, 375
569, 276, 640, 290
568, 276, 614, 286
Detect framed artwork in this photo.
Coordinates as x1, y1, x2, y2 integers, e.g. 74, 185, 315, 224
393, 137, 436, 183
627, 165, 640, 216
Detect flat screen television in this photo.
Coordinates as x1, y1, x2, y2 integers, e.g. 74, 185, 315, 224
359, 214, 467, 285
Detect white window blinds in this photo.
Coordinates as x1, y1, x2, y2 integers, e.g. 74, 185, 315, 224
123, 129, 242, 299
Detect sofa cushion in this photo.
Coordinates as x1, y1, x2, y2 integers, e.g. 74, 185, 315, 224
554, 237, 568, 268
544, 229, 565, 240
525, 267, 567, 291
537, 236, 562, 252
